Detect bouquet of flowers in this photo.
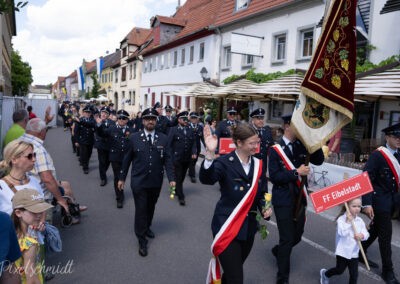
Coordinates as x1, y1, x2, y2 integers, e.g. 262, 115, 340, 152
256, 193, 272, 239
169, 185, 176, 200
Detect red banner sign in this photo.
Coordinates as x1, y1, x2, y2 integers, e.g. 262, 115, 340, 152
310, 172, 373, 213
218, 138, 260, 154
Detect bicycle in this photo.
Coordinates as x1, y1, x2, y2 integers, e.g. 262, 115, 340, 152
308, 166, 332, 189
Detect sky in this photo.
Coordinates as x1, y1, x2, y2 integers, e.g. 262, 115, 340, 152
12, 0, 187, 85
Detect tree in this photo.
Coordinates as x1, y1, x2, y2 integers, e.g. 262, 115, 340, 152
90, 72, 100, 98
0, 1, 28, 14
11, 50, 33, 96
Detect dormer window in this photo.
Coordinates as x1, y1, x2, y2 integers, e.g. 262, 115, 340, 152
236, 0, 249, 11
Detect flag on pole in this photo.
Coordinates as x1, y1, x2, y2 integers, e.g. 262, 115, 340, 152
291, 0, 356, 154
96, 57, 104, 79
76, 66, 85, 91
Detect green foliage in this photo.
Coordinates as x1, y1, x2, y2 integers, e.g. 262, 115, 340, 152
356, 55, 400, 73
0, 1, 28, 14
356, 44, 376, 66
203, 99, 219, 121
90, 72, 100, 98
223, 69, 299, 84
11, 50, 33, 96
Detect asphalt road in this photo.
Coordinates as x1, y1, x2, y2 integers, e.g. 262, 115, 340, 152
44, 126, 399, 284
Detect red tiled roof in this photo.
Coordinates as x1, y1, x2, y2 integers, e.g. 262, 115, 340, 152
152, 15, 186, 27
214, 0, 294, 27
86, 60, 96, 73
67, 70, 77, 78
123, 27, 152, 45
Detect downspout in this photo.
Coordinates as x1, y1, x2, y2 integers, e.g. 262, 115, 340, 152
371, 97, 381, 139
215, 27, 224, 121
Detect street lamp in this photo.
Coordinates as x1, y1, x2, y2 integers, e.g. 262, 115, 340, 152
200, 67, 210, 81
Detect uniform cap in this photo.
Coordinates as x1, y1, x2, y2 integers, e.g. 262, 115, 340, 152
164, 105, 173, 111
226, 106, 237, 114
189, 111, 199, 118
153, 102, 161, 109
100, 106, 110, 114
250, 108, 265, 118
382, 123, 400, 137
142, 108, 158, 119
83, 105, 92, 113
116, 109, 129, 119
177, 111, 189, 118
12, 188, 53, 213
281, 114, 292, 124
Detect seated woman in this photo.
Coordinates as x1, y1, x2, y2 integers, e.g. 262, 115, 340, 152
200, 123, 272, 284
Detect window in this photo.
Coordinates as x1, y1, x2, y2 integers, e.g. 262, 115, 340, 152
122, 47, 127, 57
144, 61, 148, 73
121, 67, 126, 82
129, 64, 133, 79
131, 91, 135, 105
242, 54, 253, 67
110, 72, 113, 82
165, 53, 170, 68
274, 34, 287, 61
154, 56, 158, 71
173, 51, 178, 66
223, 46, 231, 68
236, 0, 249, 11
181, 48, 185, 65
149, 58, 153, 72
160, 55, 164, 70
199, 43, 205, 61
300, 29, 314, 58
115, 70, 118, 83
189, 45, 194, 63
133, 63, 137, 79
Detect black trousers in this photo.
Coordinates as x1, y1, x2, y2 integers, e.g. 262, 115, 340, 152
325, 255, 358, 284
361, 211, 393, 273
218, 238, 255, 284
97, 149, 110, 181
79, 144, 93, 170
111, 161, 124, 201
274, 205, 305, 282
174, 160, 191, 200
132, 187, 161, 242
188, 155, 199, 178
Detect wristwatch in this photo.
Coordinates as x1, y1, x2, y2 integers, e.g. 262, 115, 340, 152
293, 170, 299, 177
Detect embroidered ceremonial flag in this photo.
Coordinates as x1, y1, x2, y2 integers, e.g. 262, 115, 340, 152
291, 0, 356, 153
96, 57, 104, 79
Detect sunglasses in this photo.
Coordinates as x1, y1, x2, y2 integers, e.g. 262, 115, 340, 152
23, 153, 36, 160
118, 117, 128, 120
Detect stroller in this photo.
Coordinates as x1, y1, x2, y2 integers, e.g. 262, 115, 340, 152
52, 195, 81, 227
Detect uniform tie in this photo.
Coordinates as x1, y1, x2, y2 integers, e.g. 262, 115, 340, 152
147, 134, 153, 145
288, 142, 293, 154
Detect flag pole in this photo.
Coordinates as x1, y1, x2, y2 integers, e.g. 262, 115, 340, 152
344, 202, 370, 271
294, 153, 310, 221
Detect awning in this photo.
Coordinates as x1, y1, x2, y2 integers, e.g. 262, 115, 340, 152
167, 81, 218, 97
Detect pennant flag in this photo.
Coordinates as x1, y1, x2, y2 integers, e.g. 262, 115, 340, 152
76, 66, 85, 91
291, 0, 356, 154
96, 57, 104, 78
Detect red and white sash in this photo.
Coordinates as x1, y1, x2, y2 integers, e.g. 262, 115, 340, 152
207, 157, 263, 284
377, 146, 400, 191
271, 144, 308, 198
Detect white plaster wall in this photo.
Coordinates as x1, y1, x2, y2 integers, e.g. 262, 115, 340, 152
368, 0, 400, 64
219, 2, 325, 81
376, 100, 400, 141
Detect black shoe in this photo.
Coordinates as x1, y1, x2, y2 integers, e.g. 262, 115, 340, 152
190, 177, 196, 183
139, 242, 148, 257
100, 180, 107, 186
382, 271, 400, 284
359, 256, 379, 269
146, 229, 155, 239
179, 199, 186, 206
83, 169, 89, 174
117, 200, 123, 208
44, 271, 55, 282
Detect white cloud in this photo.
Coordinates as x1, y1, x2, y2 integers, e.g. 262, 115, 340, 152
12, 0, 185, 84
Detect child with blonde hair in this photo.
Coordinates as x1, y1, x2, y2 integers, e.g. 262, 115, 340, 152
320, 197, 369, 284
11, 188, 53, 284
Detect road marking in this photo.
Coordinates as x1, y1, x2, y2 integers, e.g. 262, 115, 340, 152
267, 220, 383, 282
